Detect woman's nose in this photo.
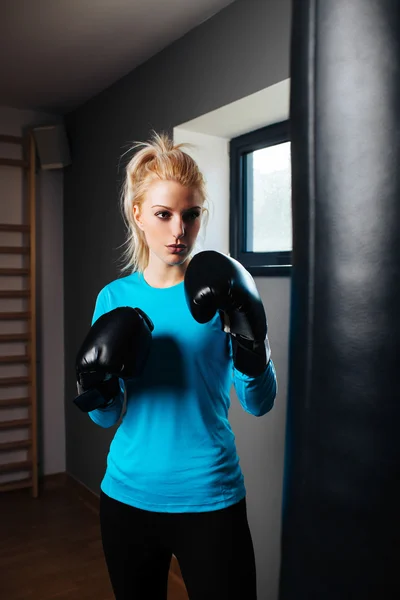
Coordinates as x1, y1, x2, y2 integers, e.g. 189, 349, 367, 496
171, 217, 185, 239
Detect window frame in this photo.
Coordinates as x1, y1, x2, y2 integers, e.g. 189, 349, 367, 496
229, 120, 292, 277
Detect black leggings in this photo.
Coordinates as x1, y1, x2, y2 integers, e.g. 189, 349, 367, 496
99, 491, 257, 600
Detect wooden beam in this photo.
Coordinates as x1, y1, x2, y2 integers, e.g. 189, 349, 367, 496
0, 134, 23, 145
29, 130, 39, 499
0, 224, 30, 233
0, 158, 28, 168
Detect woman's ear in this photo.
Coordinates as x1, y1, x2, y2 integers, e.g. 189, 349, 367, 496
133, 204, 143, 230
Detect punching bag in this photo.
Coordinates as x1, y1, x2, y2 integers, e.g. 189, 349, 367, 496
280, 1, 400, 598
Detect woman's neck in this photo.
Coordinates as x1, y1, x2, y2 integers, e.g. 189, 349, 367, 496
143, 262, 187, 289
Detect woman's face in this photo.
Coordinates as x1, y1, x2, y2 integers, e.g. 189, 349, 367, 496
133, 180, 203, 267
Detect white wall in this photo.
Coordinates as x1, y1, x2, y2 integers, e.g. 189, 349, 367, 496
173, 80, 291, 599
173, 128, 230, 254
0, 106, 65, 480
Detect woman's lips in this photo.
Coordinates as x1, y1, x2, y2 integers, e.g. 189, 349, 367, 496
167, 244, 187, 254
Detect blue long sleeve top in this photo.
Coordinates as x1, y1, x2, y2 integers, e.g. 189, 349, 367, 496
88, 271, 277, 513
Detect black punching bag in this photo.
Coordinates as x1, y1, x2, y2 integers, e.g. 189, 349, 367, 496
279, 1, 400, 599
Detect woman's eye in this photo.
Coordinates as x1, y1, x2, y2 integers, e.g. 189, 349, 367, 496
155, 211, 200, 221
185, 212, 201, 221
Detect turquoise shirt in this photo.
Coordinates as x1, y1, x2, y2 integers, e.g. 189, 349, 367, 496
89, 271, 277, 513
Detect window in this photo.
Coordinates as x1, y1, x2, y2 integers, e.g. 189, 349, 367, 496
229, 120, 292, 276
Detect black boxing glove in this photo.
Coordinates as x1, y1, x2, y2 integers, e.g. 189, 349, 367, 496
184, 250, 270, 377
74, 306, 153, 412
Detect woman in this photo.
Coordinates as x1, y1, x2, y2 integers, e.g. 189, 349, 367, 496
75, 132, 277, 599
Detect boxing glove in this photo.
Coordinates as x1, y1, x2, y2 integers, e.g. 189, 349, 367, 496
74, 306, 153, 412
184, 250, 270, 377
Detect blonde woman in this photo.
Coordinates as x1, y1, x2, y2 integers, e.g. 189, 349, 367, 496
74, 133, 277, 599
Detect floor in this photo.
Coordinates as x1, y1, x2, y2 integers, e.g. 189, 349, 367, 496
0, 477, 188, 600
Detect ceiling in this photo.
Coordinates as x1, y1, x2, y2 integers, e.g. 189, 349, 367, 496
0, 0, 235, 115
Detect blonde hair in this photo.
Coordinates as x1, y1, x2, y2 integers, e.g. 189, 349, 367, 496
119, 131, 208, 273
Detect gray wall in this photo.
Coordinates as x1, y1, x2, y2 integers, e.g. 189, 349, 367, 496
64, 0, 292, 597
232, 276, 291, 599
